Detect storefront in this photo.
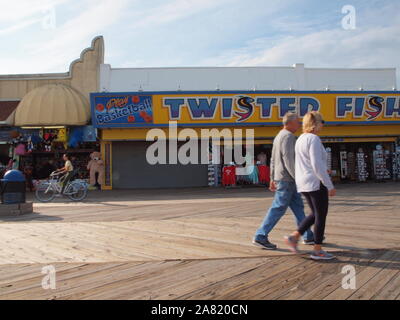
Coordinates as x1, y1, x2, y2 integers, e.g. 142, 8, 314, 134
10, 83, 100, 187
13, 126, 99, 180
91, 91, 400, 189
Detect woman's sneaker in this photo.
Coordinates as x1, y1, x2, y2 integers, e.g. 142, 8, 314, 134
284, 235, 299, 253
252, 238, 277, 250
310, 250, 336, 260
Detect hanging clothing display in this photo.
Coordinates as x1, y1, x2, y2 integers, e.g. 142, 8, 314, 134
246, 165, 259, 184
222, 165, 236, 186
257, 165, 270, 184
14, 143, 26, 156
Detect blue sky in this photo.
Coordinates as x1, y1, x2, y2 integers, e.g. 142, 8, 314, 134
0, 0, 399, 86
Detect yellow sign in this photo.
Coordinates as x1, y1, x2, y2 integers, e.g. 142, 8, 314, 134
92, 92, 400, 127
154, 92, 400, 125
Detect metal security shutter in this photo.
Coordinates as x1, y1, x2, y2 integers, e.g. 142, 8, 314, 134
112, 141, 209, 189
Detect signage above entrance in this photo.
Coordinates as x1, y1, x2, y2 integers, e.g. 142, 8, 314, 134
90, 91, 400, 128
91, 93, 153, 127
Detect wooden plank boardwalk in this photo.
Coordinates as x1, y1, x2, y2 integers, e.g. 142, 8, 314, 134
0, 182, 399, 299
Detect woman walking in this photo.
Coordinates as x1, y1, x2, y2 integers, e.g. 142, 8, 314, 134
284, 111, 336, 260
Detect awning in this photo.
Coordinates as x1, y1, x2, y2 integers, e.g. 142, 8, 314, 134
14, 84, 90, 126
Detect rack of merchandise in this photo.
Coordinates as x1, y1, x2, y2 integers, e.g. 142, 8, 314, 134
373, 145, 386, 180
383, 150, 392, 179
326, 147, 332, 172
340, 151, 348, 179
347, 151, 356, 180
10, 126, 98, 181
356, 148, 368, 182
393, 146, 400, 180
222, 164, 236, 187
19, 144, 99, 180
331, 147, 341, 182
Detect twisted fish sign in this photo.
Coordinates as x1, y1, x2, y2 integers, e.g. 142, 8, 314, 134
90, 91, 400, 128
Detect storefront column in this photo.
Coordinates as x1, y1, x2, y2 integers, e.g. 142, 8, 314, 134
101, 141, 112, 190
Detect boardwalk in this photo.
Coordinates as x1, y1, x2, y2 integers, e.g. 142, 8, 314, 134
0, 183, 399, 300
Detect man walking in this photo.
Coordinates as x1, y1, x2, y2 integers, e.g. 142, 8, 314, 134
253, 112, 314, 249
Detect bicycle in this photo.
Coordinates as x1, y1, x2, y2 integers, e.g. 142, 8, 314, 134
35, 171, 88, 202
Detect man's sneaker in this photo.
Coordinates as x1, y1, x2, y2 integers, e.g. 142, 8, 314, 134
252, 239, 277, 250
310, 250, 336, 260
284, 235, 299, 253
302, 236, 326, 245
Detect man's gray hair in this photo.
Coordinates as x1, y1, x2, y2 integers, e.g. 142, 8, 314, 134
282, 112, 298, 125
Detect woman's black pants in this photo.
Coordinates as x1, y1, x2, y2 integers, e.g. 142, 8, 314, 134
297, 183, 329, 245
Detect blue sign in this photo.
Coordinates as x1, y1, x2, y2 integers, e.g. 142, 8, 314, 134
91, 93, 153, 128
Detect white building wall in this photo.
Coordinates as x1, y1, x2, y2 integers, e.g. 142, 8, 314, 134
100, 63, 397, 92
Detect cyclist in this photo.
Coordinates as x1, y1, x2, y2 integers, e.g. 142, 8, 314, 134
54, 154, 74, 194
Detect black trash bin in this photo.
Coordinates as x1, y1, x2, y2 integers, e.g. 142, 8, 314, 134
0, 170, 26, 204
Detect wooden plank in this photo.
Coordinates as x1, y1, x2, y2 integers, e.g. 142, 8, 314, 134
349, 250, 400, 300
66, 258, 272, 300
176, 256, 310, 300
370, 270, 400, 300
279, 249, 388, 300
323, 249, 399, 300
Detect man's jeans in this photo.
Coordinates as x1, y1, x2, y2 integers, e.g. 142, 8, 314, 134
255, 180, 314, 241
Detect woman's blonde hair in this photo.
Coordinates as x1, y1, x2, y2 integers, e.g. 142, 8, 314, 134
303, 111, 324, 133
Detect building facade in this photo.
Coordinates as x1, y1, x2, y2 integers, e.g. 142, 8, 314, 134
0, 36, 104, 182
93, 63, 400, 189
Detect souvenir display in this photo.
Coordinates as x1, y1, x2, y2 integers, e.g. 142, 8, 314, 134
373, 145, 386, 180
27, 136, 34, 153
340, 151, 348, 179
87, 151, 105, 189
257, 164, 269, 185
393, 146, 400, 180
384, 150, 392, 179
347, 151, 356, 180
43, 132, 57, 152
326, 147, 332, 171
356, 148, 368, 182
222, 164, 236, 187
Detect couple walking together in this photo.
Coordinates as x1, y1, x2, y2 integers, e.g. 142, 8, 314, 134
253, 111, 336, 260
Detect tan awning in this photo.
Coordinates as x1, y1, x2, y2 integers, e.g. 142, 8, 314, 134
14, 84, 90, 126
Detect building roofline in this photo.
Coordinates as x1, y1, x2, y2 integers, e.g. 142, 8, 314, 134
0, 35, 104, 81
106, 65, 396, 72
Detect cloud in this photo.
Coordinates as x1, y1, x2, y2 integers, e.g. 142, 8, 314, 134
201, 3, 400, 87
211, 26, 399, 67
0, 0, 130, 74
0, 17, 41, 36
125, 0, 233, 29
0, 0, 67, 24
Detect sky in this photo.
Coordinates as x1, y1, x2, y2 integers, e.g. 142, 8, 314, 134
0, 0, 399, 87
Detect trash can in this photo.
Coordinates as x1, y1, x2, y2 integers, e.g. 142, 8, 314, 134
0, 170, 26, 204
